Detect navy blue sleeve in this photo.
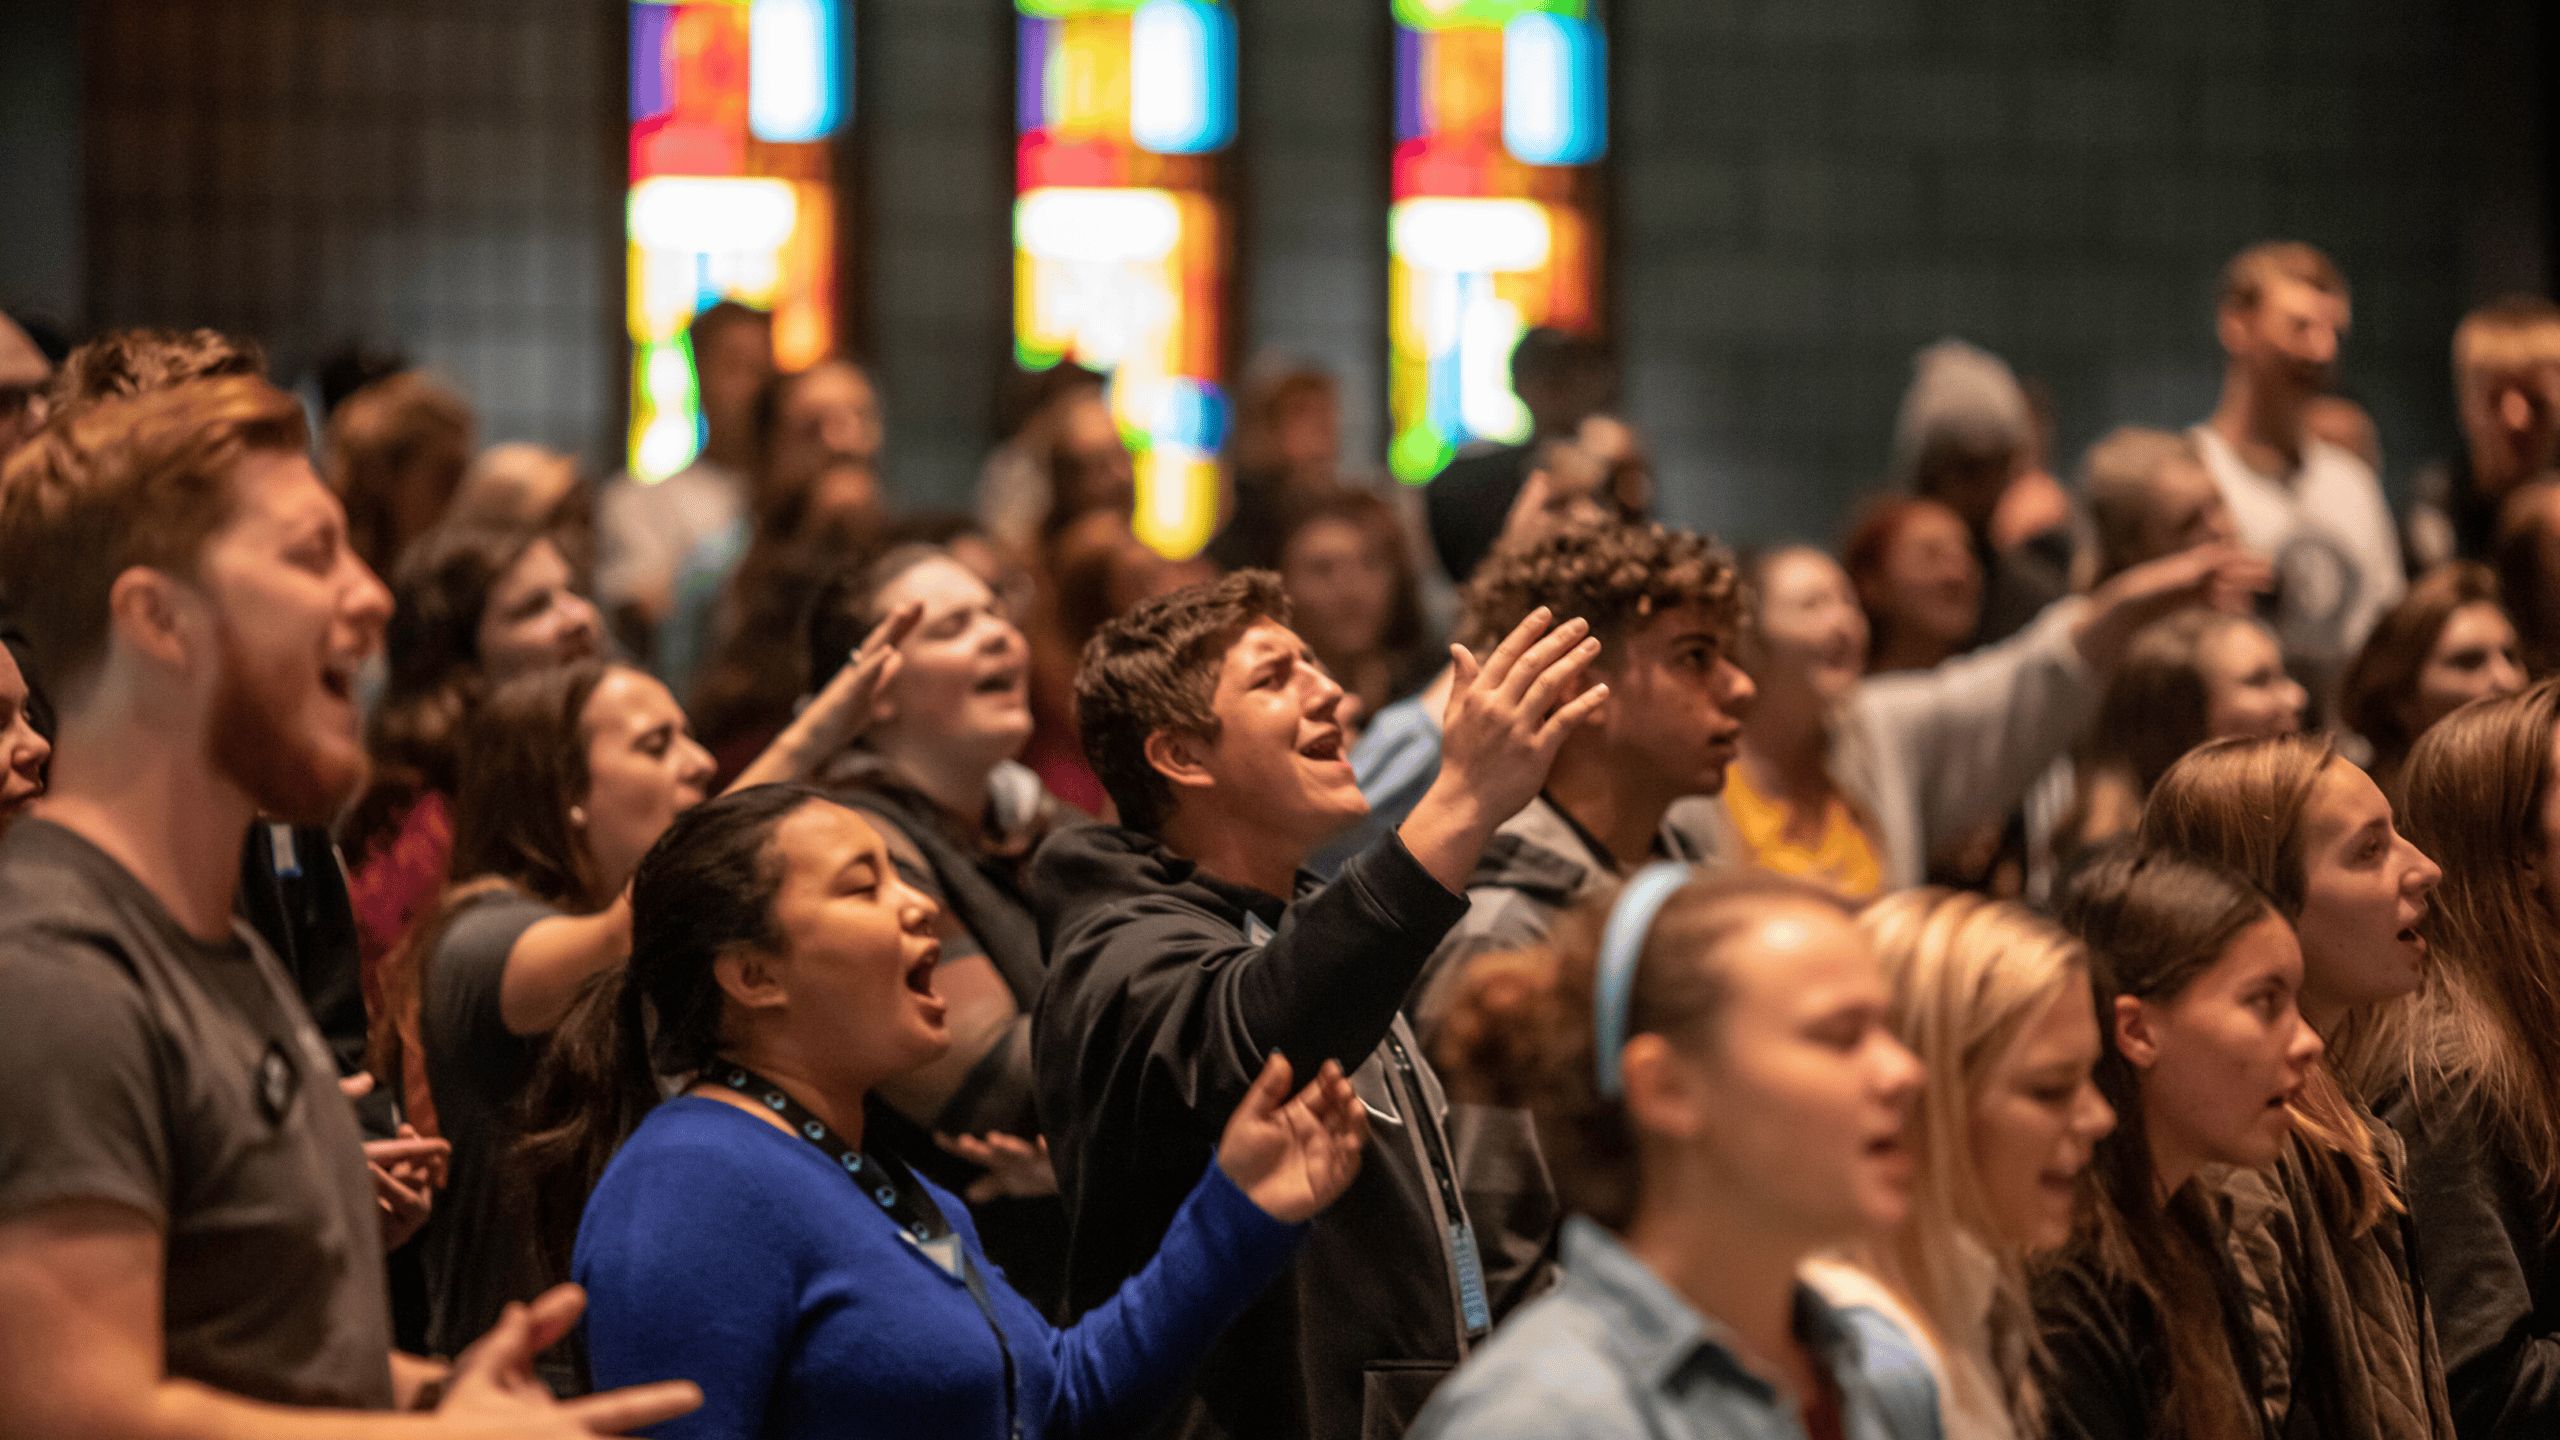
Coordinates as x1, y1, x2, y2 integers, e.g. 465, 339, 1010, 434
576, 1140, 798, 1440
1038, 1161, 1303, 1440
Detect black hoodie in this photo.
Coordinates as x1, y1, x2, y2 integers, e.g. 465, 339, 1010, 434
1028, 821, 1504, 1440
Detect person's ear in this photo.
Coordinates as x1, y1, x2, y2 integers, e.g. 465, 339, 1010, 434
2112, 994, 2161, 1071
1619, 1033, 1710, 1144
2216, 304, 2254, 359
1143, 726, 1217, 795
106, 565, 203, 675
713, 946, 790, 1015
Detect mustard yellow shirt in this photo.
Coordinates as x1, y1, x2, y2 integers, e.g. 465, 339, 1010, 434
1722, 763, 1885, 900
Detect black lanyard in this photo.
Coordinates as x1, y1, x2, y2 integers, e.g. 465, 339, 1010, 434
707, 1061, 1023, 1432
708, 1061, 951, 1242
1380, 1028, 1491, 1338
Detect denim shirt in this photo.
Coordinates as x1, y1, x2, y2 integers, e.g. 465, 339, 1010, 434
1409, 1216, 1907, 1440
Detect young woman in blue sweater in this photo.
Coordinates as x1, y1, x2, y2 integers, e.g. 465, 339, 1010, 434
518, 783, 1370, 1440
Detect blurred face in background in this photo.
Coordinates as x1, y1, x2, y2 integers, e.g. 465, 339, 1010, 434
2137, 454, 2239, 562
476, 537, 601, 683
2198, 621, 2306, 740
577, 666, 717, 900
0, 646, 51, 832
1749, 549, 1868, 707
2225, 277, 2350, 401
697, 315, 776, 452
1861, 500, 1982, 664
1280, 515, 1395, 677
2405, 603, 2525, 737
869, 556, 1032, 767
769, 362, 882, 502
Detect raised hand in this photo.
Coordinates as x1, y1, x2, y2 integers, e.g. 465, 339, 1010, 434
1399, 606, 1608, 892
439, 1284, 701, 1435
727, 600, 924, 792
1216, 1053, 1370, 1224
2072, 541, 2275, 671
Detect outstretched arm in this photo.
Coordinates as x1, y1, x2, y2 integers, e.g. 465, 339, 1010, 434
0, 1200, 697, 1440
1043, 1055, 1364, 1439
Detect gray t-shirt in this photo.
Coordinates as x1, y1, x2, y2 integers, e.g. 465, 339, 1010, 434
418, 887, 556, 1363
0, 819, 393, 1409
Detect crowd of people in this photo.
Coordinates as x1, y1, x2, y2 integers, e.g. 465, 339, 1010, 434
3, 233, 2560, 1440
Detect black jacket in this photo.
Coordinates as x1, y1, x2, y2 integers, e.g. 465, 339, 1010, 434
2382, 1071, 2560, 1440
1028, 822, 1493, 1440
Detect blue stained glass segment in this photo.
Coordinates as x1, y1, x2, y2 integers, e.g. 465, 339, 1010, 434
1500, 11, 1605, 165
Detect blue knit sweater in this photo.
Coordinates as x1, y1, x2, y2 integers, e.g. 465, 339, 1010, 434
577, 1097, 1304, 1440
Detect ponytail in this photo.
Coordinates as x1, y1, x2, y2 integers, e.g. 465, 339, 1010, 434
518, 963, 660, 1283
514, 782, 829, 1279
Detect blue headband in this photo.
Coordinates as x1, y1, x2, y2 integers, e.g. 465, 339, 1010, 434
1594, 861, 1693, 1099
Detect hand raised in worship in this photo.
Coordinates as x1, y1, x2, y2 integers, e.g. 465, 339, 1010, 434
2071, 541, 2275, 671
936, 1130, 1059, 1202
437, 1284, 701, 1435
1401, 606, 1609, 892
1216, 1053, 1370, 1225
726, 599, 925, 793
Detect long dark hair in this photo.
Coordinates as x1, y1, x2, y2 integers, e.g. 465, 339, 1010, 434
517, 783, 826, 1279
343, 520, 551, 863
2052, 845, 2275, 1440
365, 660, 611, 1125
2398, 677, 2560, 1216
2139, 733, 2400, 1238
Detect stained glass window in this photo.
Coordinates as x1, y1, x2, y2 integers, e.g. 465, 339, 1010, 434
1388, 0, 1606, 483
1014, 0, 1237, 559
627, 0, 845, 481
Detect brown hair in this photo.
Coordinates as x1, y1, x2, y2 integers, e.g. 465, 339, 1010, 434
2340, 562, 2508, 791
2397, 677, 2560, 1215
327, 370, 475, 579
2139, 734, 2398, 1234
1275, 487, 1427, 658
2453, 294, 2560, 396
1434, 867, 1850, 1231
2078, 426, 2204, 589
1839, 494, 1971, 664
2084, 609, 2258, 798
2054, 846, 2277, 1440
0, 376, 310, 704
1074, 568, 1292, 835
2218, 240, 2348, 313
341, 521, 554, 865
1455, 521, 1741, 656
49, 327, 264, 409
367, 659, 614, 1129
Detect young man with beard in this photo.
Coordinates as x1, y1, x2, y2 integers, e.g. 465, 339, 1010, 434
2194, 241, 2403, 707
1029, 569, 1604, 1440
0, 377, 698, 1438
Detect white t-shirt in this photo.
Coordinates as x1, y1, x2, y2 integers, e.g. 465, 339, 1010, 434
594, 457, 748, 618
2190, 425, 2404, 668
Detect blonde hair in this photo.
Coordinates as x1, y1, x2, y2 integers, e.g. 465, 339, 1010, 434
1854, 889, 2083, 1438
